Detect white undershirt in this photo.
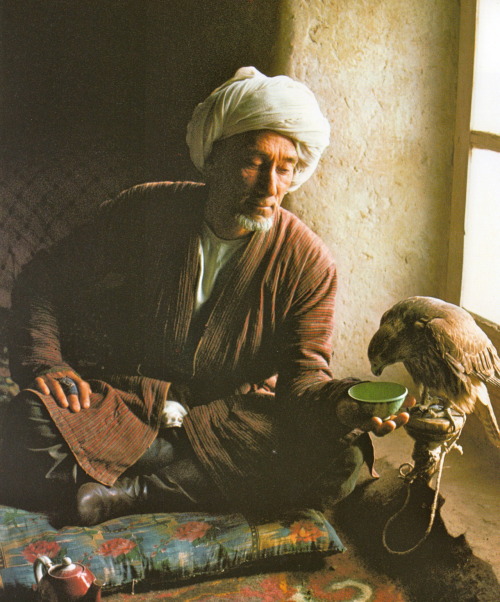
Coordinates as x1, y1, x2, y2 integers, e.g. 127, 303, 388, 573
194, 222, 248, 313
164, 223, 248, 416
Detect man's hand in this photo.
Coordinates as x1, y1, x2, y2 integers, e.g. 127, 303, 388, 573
34, 370, 92, 412
363, 398, 413, 437
161, 400, 188, 428
337, 393, 416, 437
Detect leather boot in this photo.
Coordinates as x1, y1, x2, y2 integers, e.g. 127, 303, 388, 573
76, 476, 148, 526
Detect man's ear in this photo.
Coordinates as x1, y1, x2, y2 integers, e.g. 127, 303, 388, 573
203, 144, 222, 181
203, 156, 216, 183
204, 153, 215, 171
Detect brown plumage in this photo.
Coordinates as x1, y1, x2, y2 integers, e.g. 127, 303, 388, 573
368, 296, 500, 447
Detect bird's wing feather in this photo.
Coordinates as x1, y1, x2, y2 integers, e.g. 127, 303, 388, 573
473, 387, 500, 448
486, 375, 500, 388
424, 317, 500, 381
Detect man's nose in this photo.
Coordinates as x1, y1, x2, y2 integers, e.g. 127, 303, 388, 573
257, 168, 278, 197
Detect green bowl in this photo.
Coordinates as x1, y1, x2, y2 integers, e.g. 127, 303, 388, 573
348, 381, 408, 420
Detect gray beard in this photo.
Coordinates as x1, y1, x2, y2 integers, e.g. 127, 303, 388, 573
236, 213, 274, 233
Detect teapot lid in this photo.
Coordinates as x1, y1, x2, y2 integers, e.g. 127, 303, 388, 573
50, 557, 83, 578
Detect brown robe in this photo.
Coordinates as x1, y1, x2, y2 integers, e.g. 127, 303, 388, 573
9, 182, 361, 505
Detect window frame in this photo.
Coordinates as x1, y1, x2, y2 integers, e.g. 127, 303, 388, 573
447, 0, 500, 406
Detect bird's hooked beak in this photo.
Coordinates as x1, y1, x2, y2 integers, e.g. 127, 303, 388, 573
368, 326, 393, 377
370, 359, 385, 377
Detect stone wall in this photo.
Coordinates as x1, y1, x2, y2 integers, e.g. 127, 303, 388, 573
275, 0, 460, 386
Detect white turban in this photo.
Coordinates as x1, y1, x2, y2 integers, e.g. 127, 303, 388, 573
186, 67, 330, 191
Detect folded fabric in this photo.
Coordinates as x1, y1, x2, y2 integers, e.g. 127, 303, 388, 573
0, 504, 344, 598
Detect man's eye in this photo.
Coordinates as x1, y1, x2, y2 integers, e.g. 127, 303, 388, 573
278, 166, 294, 176
243, 156, 262, 167
243, 162, 260, 171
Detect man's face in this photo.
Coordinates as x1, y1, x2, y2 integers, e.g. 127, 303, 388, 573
204, 130, 298, 239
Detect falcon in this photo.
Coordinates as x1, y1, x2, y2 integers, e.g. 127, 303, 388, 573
368, 296, 500, 447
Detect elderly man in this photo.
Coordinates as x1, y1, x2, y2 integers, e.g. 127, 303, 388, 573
2, 68, 410, 526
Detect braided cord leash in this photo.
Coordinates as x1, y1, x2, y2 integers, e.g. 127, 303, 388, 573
382, 431, 463, 555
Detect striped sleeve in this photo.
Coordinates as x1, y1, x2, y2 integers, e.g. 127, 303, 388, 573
275, 262, 337, 402
8, 250, 74, 387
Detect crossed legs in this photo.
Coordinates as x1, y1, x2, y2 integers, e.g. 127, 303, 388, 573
0, 391, 365, 526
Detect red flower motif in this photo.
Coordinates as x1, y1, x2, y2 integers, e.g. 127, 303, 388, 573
289, 520, 324, 544
97, 538, 136, 558
23, 540, 61, 563
241, 575, 298, 601
175, 521, 211, 542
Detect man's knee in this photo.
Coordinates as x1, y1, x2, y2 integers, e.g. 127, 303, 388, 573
2, 390, 61, 448
313, 443, 365, 507
333, 443, 364, 498
342, 443, 365, 474
0, 390, 77, 509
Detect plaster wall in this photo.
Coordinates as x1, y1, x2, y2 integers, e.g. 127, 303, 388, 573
275, 0, 459, 388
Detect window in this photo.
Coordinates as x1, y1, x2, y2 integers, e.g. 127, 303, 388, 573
448, 0, 500, 357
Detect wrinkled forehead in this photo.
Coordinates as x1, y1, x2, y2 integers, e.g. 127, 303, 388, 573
210, 129, 298, 162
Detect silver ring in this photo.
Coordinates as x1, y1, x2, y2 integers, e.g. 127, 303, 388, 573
58, 377, 78, 396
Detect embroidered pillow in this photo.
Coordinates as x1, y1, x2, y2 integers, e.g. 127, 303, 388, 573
0, 505, 344, 597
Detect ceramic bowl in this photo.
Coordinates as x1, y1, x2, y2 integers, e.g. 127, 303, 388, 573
348, 381, 408, 420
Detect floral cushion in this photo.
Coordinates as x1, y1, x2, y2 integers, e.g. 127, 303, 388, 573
0, 504, 344, 597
